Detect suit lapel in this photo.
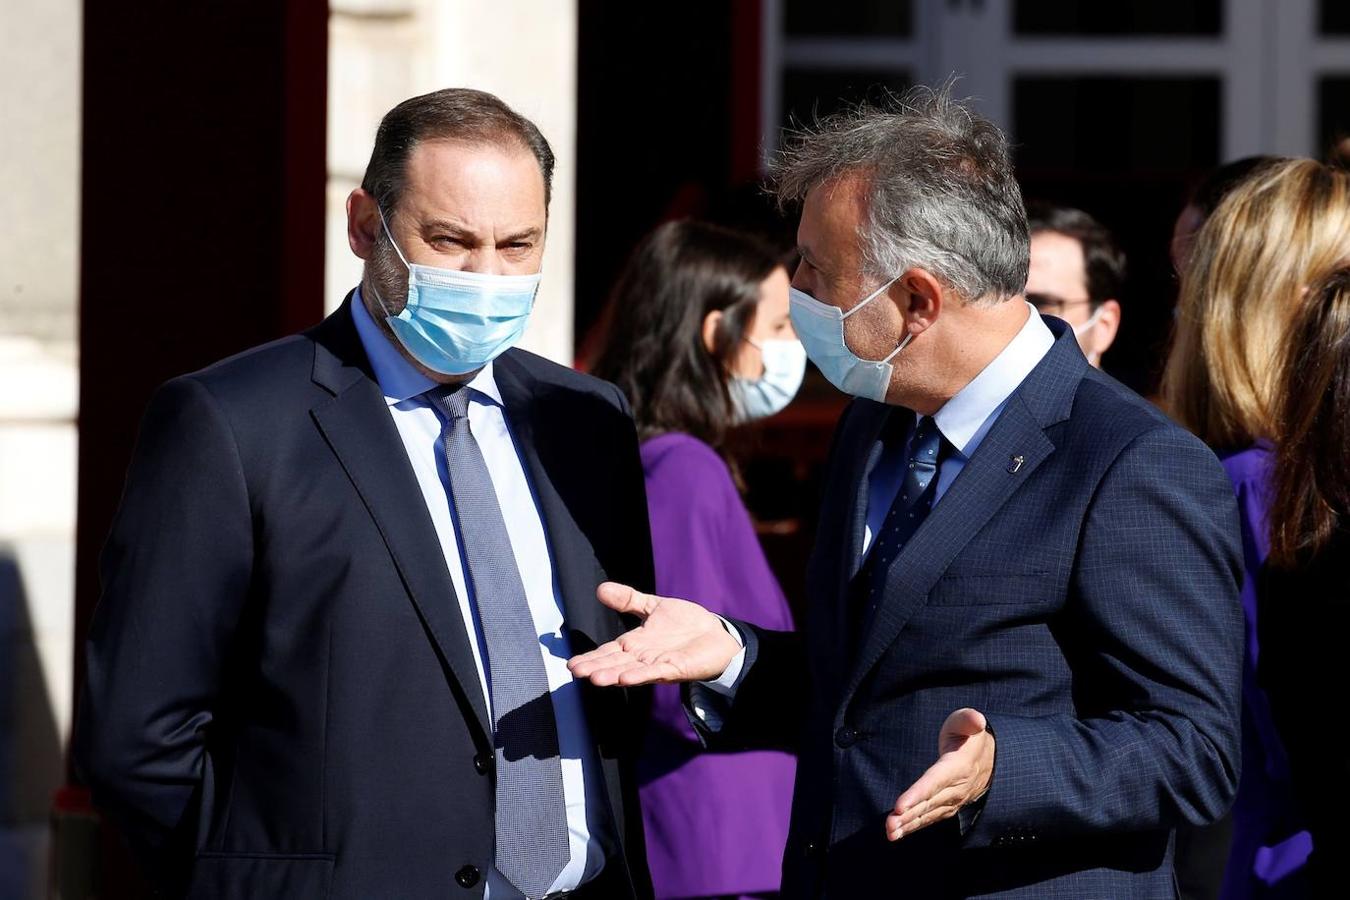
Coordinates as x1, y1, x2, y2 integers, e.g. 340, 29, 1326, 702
491, 354, 621, 652
840, 320, 1086, 703
307, 298, 492, 740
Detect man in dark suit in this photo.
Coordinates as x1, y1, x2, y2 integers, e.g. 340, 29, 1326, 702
76, 88, 654, 899
569, 86, 1243, 897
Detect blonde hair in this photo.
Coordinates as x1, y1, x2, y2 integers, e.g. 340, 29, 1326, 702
1163, 158, 1350, 448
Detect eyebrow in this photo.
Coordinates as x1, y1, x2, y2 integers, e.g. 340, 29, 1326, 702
420, 219, 542, 245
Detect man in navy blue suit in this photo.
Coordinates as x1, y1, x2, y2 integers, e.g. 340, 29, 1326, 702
570, 86, 1243, 897
77, 89, 655, 899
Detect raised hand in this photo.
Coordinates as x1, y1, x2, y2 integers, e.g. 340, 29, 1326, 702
885, 708, 995, 841
566, 582, 741, 687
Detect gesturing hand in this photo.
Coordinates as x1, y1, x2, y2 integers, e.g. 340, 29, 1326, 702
566, 582, 741, 686
885, 708, 995, 841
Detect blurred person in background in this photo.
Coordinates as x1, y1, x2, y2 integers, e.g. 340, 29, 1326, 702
1258, 260, 1350, 900
593, 220, 800, 899
1171, 156, 1278, 275
1162, 157, 1350, 899
1025, 202, 1124, 369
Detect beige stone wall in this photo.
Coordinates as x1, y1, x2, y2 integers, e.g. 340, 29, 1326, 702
326, 0, 578, 365
0, 1, 81, 897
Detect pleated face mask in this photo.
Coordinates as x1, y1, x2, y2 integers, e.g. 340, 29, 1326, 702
374, 208, 541, 376
788, 276, 910, 403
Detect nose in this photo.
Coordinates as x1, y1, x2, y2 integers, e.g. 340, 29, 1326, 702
458, 249, 506, 276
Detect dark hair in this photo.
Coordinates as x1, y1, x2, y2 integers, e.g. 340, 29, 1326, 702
361, 88, 555, 215
592, 220, 782, 450
1269, 267, 1350, 567
1189, 156, 1279, 218
773, 83, 1028, 304
1026, 202, 1126, 309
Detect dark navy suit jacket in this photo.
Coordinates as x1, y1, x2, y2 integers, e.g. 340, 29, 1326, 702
75, 298, 656, 899
700, 318, 1244, 898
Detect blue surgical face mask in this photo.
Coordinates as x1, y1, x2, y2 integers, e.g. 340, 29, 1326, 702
371, 209, 541, 376
788, 276, 910, 402
729, 338, 808, 423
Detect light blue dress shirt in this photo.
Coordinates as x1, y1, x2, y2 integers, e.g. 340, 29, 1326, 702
352, 289, 610, 899
704, 304, 1056, 700
860, 303, 1055, 556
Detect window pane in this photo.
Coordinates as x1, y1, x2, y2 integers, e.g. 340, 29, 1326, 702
1321, 0, 1350, 34
1013, 77, 1221, 399
1320, 77, 1350, 158
781, 69, 912, 130
1014, 77, 1221, 172
1013, 0, 1221, 36
785, 0, 912, 38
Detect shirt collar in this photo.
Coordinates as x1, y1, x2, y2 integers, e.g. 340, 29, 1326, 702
929, 302, 1055, 456
350, 285, 502, 407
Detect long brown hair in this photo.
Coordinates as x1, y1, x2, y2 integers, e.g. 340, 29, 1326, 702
1163, 159, 1350, 449
1269, 266, 1350, 567
592, 220, 781, 450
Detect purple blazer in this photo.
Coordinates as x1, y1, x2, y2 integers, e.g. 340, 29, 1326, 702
1218, 444, 1311, 897
636, 433, 796, 898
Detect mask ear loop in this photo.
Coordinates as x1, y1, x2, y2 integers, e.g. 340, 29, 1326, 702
842, 275, 912, 364
880, 330, 915, 363
377, 206, 414, 270
367, 205, 412, 320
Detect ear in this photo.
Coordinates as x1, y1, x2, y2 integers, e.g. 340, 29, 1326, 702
1092, 300, 1122, 357
895, 267, 944, 337
701, 309, 724, 354
347, 188, 383, 260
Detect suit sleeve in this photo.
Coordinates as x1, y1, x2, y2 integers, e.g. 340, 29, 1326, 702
74, 375, 253, 872
607, 381, 656, 595
966, 424, 1244, 846
682, 401, 866, 753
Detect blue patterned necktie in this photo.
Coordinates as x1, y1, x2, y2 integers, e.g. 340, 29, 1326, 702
850, 414, 947, 645
426, 385, 569, 898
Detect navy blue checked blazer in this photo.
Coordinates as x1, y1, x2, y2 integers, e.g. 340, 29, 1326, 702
699, 317, 1244, 898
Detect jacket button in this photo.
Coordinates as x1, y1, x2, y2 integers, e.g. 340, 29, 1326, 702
473, 754, 491, 775
455, 865, 481, 888
803, 840, 823, 859
834, 726, 858, 747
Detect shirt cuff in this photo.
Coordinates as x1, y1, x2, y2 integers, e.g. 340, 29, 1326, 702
702, 616, 746, 697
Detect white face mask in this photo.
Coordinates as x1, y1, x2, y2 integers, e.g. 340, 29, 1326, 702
788, 276, 910, 403
1073, 304, 1105, 365
729, 338, 808, 423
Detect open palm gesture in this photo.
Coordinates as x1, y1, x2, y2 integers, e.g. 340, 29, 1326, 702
566, 582, 741, 686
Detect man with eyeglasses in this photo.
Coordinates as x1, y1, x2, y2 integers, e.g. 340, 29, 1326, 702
1025, 203, 1124, 368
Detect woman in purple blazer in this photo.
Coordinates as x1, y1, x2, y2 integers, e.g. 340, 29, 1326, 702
594, 220, 804, 899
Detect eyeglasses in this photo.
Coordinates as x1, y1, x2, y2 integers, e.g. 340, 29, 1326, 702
1026, 292, 1095, 317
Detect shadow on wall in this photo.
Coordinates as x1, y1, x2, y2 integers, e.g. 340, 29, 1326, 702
0, 551, 63, 900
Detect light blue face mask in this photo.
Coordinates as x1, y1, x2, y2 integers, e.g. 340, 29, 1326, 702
373, 209, 541, 376
788, 276, 910, 402
729, 338, 808, 423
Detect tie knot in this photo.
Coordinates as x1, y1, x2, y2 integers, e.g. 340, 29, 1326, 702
426, 384, 472, 420
910, 416, 946, 466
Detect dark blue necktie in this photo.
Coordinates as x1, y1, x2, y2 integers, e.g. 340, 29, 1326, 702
426, 385, 569, 898
850, 415, 947, 645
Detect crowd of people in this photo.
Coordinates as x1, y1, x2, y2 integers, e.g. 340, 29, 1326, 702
72, 84, 1347, 899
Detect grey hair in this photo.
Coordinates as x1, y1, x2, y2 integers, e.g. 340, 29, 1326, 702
772, 84, 1029, 305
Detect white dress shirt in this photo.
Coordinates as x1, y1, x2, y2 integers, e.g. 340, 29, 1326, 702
352, 289, 610, 898
703, 303, 1055, 701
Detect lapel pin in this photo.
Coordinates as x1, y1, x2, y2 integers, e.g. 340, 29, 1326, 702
1008, 455, 1025, 474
